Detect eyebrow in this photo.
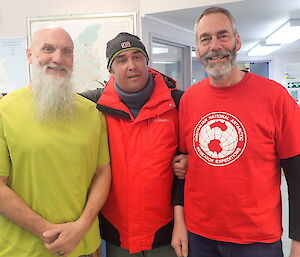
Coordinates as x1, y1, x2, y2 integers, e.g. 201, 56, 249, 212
199, 32, 211, 38
216, 30, 230, 35
199, 30, 230, 38
115, 53, 126, 59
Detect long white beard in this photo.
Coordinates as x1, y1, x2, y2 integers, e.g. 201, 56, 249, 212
200, 45, 237, 80
31, 64, 75, 123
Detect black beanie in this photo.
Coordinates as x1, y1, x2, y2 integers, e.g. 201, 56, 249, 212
106, 32, 149, 71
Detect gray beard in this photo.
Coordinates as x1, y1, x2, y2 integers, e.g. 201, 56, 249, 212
200, 46, 237, 80
31, 64, 75, 123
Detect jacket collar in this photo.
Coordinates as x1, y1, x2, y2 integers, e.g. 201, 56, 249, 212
97, 68, 176, 121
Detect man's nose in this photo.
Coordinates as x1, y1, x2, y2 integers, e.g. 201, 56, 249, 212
127, 59, 136, 70
51, 50, 63, 64
210, 36, 223, 51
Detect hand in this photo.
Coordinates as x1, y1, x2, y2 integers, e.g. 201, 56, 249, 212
172, 154, 188, 179
290, 240, 300, 257
171, 221, 188, 257
172, 206, 188, 257
43, 220, 87, 256
41, 228, 60, 244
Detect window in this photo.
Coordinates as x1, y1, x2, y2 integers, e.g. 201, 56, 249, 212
192, 48, 207, 84
151, 39, 190, 90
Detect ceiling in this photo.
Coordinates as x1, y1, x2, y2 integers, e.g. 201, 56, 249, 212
147, 0, 300, 57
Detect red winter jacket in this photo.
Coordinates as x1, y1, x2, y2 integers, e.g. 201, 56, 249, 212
97, 68, 179, 253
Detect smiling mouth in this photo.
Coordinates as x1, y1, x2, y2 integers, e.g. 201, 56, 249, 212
47, 66, 66, 72
128, 75, 139, 79
208, 55, 228, 61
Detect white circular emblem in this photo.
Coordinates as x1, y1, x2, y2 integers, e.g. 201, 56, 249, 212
193, 112, 247, 166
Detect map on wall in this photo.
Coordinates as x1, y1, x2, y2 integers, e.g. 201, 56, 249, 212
0, 37, 29, 93
27, 12, 137, 92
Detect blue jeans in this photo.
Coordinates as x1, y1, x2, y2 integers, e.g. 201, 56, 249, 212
106, 242, 177, 257
188, 232, 283, 257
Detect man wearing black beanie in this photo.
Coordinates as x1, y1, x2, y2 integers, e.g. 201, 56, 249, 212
81, 32, 186, 257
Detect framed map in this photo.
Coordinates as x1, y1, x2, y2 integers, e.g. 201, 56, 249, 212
27, 12, 137, 92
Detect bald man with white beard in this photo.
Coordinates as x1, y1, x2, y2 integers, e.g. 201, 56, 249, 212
0, 27, 111, 257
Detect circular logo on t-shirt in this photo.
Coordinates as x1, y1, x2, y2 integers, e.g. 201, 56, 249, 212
193, 112, 247, 166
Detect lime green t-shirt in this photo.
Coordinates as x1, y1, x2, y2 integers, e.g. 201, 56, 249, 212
0, 86, 110, 257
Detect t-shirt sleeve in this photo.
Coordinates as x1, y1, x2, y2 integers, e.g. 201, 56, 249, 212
97, 112, 110, 166
178, 97, 187, 154
275, 88, 300, 159
0, 111, 10, 177
281, 154, 300, 240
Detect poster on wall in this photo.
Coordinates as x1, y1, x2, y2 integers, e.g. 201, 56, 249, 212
27, 12, 137, 92
284, 63, 300, 105
0, 37, 29, 93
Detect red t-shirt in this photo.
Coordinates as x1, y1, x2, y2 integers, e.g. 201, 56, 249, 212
179, 72, 300, 243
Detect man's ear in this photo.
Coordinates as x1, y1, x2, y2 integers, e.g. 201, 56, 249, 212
26, 48, 33, 64
235, 34, 242, 51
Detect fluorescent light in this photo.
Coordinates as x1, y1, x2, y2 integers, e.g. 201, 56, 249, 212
266, 19, 300, 44
152, 61, 176, 64
152, 47, 169, 54
248, 43, 281, 56
247, 19, 300, 56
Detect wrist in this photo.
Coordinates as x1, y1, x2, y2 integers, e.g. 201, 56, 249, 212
38, 220, 53, 239
76, 216, 91, 234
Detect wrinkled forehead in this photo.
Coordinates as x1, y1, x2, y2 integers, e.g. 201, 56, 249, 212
31, 28, 74, 50
196, 13, 235, 36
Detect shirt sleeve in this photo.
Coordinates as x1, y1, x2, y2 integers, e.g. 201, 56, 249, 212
0, 111, 10, 177
78, 88, 103, 103
172, 177, 185, 206
97, 111, 110, 166
275, 89, 300, 159
281, 154, 300, 240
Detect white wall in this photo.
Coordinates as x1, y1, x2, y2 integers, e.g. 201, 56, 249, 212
140, 0, 242, 15
272, 51, 300, 85
0, 0, 140, 38
237, 50, 300, 85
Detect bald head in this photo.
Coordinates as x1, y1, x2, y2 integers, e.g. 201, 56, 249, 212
30, 27, 73, 52
27, 27, 74, 78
